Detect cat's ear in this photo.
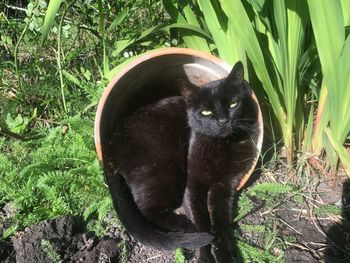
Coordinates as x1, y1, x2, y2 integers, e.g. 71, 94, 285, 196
178, 79, 199, 103
227, 61, 244, 85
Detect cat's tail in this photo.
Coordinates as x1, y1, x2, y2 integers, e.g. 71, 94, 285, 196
104, 167, 213, 251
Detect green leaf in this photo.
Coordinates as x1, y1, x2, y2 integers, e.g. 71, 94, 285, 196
308, 0, 350, 168
41, 0, 63, 44
162, 0, 211, 53
111, 23, 212, 57
250, 182, 296, 195
341, 0, 350, 26
107, 8, 128, 32
175, 248, 186, 263
303, 102, 314, 148
325, 128, 350, 177
5, 113, 30, 134
219, 0, 286, 139
62, 70, 82, 87
197, 0, 241, 64
314, 204, 342, 216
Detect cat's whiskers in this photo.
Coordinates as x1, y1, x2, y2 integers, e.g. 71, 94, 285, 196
236, 122, 258, 131
234, 122, 259, 137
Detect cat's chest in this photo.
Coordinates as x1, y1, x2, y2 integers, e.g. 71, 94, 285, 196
187, 135, 255, 182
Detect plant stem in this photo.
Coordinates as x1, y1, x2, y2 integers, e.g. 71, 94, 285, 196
57, 0, 78, 113
14, 1, 39, 90
57, 14, 67, 112
97, 0, 109, 76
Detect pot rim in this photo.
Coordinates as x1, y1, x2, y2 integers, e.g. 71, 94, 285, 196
94, 47, 263, 190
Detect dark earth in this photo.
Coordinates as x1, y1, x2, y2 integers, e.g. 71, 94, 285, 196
1, 163, 349, 262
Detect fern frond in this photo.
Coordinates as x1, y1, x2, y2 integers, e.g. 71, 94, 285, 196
234, 193, 254, 222
314, 204, 342, 216
249, 183, 296, 196
237, 239, 284, 263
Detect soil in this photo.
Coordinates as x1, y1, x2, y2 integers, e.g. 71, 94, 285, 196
1, 160, 349, 262
237, 158, 350, 263
0, 214, 194, 263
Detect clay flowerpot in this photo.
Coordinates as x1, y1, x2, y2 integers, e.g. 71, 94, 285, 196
94, 47, 263, 190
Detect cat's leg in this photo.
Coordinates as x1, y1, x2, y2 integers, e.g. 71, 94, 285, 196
132, 172, 195, 232
208, 180, 236, 263
143, 207, 196, 232
186, 184, 215, 263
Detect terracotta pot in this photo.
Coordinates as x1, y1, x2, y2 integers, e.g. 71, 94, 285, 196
94, 47, 263, 190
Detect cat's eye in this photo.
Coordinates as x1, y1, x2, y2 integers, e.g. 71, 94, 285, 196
230, 102, 238, 108
201, 110, 213, 116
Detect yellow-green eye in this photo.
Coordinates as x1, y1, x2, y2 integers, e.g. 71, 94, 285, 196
230, 102, 238, 108
201, 110, 212, 116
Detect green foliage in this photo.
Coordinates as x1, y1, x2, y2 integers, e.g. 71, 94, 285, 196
162, 0, 350, 172
314, 204, 342, 216
240, 224, 266, 234
5, 109, 36, 134
237, 239, 284, 263
236, 219, 286, 261
250, 183, 297, 196
234, 193, 254, 222
0, 0, 168, 244
118, 240, 129, 263
234, 182, 296, 262
0, 117, 112, 235
175, 248, 186, 263
292, 193, 305, 204
163, 0, 312, 162
247, 182, 298, 209
41, 239, 61, 263
41, 0, 63, 44
308, 0, 350, 170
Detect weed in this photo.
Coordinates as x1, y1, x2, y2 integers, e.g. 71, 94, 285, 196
118, 240, 129, 263
175, 248, 186, 263
41, 239, 61, 263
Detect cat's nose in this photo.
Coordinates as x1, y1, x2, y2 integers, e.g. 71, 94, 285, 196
218, 118, 229, 125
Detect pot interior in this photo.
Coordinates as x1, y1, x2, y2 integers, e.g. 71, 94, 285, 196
98, 53, 230, 159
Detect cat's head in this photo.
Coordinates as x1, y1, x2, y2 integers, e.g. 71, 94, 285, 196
179, 61, 255, 138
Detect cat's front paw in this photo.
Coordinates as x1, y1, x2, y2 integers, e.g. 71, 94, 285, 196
197, 253, 215, 263
197, 257, 215, 263
212, 250, 236, 263
212, 237, 236, 263
197, 245, 215, 263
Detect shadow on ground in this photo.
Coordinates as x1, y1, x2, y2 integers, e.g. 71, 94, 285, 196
324, 179, 350, 263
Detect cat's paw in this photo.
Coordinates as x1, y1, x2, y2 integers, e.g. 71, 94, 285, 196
212, 237, 236, 263
197, 257, 215, 263
197, 246, 215, 263
197, 253, 215, 263
176, 214, 198, 232
212, 246, 236, 263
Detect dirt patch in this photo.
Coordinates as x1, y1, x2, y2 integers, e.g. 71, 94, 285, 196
237, 160, 350, 263
0, 215, 190, 263
1, 216, 120, 263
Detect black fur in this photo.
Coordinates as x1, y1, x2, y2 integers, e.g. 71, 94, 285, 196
105, 97, 213, 250
105, 61, 259, 259
179, 61, 259, 262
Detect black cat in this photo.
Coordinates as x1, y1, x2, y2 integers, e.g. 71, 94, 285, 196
104, 61, 259, 260
104, 95, 213, 250
179, 61, 259, 262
